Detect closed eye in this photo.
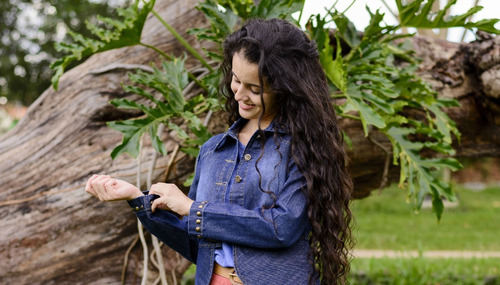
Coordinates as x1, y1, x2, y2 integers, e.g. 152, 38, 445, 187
231, 71, 261, 95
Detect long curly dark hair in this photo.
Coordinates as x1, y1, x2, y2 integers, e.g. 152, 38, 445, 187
219, 18, 354, 284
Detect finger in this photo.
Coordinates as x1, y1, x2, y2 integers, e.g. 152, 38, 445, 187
91, 176, 113, 200
96, 177, 113, 197
85, 175, 98, 195
89, 175, 108, 191
104, 178, 117, 189
151, 198, 170, 213
85, 174, 103, 189
151, 199, 160, 212
151, 200, 156, 212
149, 183, 166, 196
102, 178, 118, 200
90, 175, 110, 189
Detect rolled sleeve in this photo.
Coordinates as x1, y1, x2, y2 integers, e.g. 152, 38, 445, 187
127, 191, 156, 213
126, 193, 199, 263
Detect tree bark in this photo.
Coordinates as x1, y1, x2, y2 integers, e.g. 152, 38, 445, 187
0, 1, 499, 283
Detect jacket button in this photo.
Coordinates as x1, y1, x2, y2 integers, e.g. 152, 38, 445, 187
197, 235, 202, 239
235, 175, 242, 183
196, 219, 201, 224
134, 206, 139, 211
196, 211, 202, 216
195, 227, 201, 232
244, 154, 251, 161
198, 204, 204, 209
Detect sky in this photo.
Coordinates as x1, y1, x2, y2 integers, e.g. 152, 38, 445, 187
297, 0, 500, 42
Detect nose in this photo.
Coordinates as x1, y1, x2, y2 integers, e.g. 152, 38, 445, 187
233, 84, 247, 101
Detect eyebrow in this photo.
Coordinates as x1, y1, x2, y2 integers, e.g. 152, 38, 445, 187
231, 71, 261, 89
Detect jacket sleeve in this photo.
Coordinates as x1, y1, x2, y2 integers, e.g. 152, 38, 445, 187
185, 156, 309, 249
126, 148, 209, 263
127, 193, 199, 263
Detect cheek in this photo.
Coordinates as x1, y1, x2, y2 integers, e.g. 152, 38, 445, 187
230, 81, 239, 95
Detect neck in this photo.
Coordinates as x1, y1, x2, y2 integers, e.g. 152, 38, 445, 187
238, 117, 272, 145
249, 118, 270, 131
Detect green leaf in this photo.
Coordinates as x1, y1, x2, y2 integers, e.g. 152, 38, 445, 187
183, 173, 196, 187
395, 0, 500, 34
156, 57, 189, 112
167, 122, 190, 141
331, 11, 361, 48
342, 131, 353, 150
181, 147, 202, 158
50, 0, 155, 90
110, 98, 151, 115
346, 84, 386, 135
432, 188, 444, 221
426, 104, 460, 144
191, 0, 240, 45
362, 7, 388, 40
149, 123, 167, 155
386, 125, 461, 218
108, 118, 153, 159
252, 0, 304, 21
306, 14, 329, 52
320, 35, 347, 92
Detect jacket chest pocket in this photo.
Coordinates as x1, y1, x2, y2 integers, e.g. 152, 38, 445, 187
197, 155, 236, 202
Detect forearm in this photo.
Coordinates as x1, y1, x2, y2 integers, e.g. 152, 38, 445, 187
128, 194, 199, 263
186, 200, 309, 249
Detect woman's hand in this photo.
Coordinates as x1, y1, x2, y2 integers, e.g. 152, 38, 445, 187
85, 174, 143, 201
149, 183, 194, 216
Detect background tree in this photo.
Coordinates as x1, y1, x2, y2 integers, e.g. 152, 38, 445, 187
0, 0, 126, 105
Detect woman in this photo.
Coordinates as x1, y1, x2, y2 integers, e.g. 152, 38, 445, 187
86, 18, 353, 285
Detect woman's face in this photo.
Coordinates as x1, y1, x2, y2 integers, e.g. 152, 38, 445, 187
231, 51, 277, 127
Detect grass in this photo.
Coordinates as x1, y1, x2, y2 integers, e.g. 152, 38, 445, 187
349, 257, 500, 284
352, 184, 500, 251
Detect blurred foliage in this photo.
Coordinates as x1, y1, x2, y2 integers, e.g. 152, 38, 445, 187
0, 0, 127, 105
0, 109, 15, 136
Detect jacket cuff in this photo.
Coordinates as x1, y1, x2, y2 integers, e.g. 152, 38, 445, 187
127, 191, 157, 213
187, 200, 209, 239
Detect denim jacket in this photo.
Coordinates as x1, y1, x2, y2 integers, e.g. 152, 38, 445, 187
127, 119, 315, 284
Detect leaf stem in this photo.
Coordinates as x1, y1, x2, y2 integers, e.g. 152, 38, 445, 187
340, 113, 361, 120
140, 42, 172, 60
341, 0, 356, 14
151, 9, 213, 72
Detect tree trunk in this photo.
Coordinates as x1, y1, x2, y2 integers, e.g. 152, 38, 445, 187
0, 1, 499, 283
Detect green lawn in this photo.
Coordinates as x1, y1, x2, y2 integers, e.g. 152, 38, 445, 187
349, 257, 500, 284
352, 184, 500, 251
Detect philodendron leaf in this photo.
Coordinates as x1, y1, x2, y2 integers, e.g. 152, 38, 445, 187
252, 0, 304, 21
124, 57, 189, 114
108, 117, 167, 159
346, 84, 386, 135
395, 0, 500, 34
50, 0, 155, 90
331, 11, 361, 48
190, 0, 240, 45
320, 35, 347, 92
386, 125, 461, 220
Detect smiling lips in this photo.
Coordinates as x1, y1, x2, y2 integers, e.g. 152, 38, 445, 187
239, 102, 255, 110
